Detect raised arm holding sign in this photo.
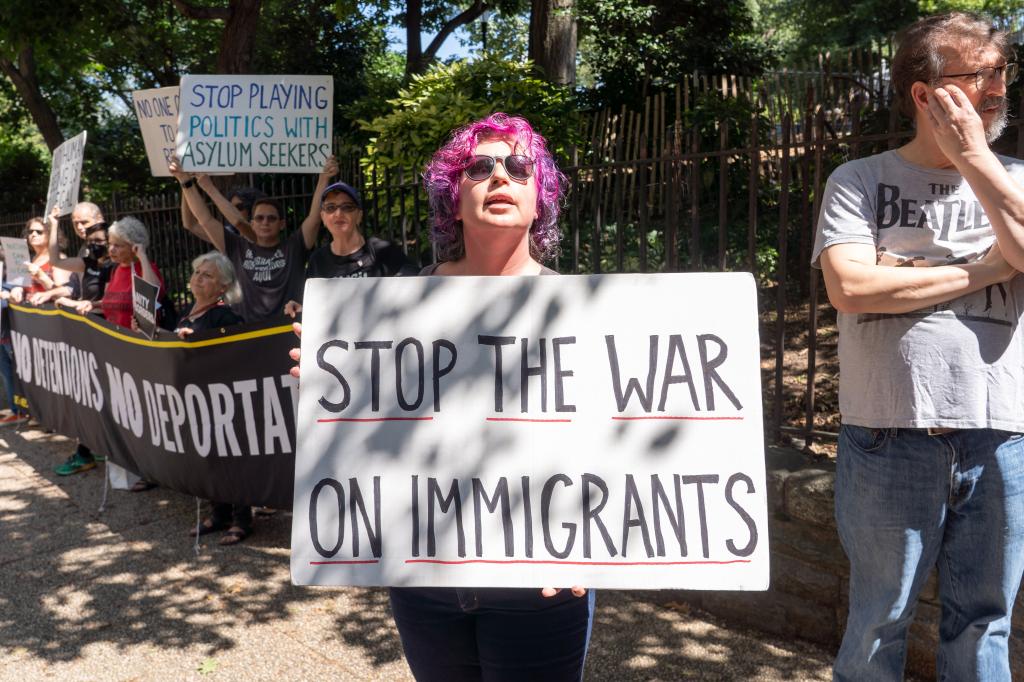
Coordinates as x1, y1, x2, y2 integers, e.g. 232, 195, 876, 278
44, 131, 87, 217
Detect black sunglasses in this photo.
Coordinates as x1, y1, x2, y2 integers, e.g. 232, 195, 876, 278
464, 154, 535, 182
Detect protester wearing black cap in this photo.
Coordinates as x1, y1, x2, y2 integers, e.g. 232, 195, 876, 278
282, 178, 417, 316
170, 156, 333, 322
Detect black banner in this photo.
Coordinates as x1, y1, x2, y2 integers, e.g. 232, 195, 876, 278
9, 304, 298, 508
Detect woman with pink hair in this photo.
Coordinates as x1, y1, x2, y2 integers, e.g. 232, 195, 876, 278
386, 112, 594, 681
290, 113, 593, 680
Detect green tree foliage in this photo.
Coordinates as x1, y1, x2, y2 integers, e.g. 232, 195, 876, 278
577, 0, 778, 109
361, 55, 578, 175
762, 0, 1024, 59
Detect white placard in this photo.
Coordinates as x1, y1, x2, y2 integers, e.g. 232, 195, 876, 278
132, 86, 180, 177
44, 131, 87, 217
291, 273, 769, 591
176, 74, 333, 173
0, 237, 32, 287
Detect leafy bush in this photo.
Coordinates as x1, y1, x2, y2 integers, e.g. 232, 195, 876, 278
360, 55, 580, 178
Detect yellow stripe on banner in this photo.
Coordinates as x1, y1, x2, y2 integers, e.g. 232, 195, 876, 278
9, 304, 293, 349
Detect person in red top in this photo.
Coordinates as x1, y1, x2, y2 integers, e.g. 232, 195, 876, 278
50, 216, 164, 491
52, 215, 164, 328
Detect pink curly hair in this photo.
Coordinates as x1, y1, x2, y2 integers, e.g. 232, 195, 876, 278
423, 113, 565, 262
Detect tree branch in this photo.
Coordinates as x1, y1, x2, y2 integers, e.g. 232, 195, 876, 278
170, 0, 230, 21
422, 0, 489, 64
0, 47, 64, 151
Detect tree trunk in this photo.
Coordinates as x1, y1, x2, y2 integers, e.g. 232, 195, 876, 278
405, 0, 424, 78
0, 46, 64, 151
529, 0, 576, 86
172, 0, 261, 74
216, 0, 261, 74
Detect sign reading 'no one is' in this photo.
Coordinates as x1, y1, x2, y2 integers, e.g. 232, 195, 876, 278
291, 273, 769, 591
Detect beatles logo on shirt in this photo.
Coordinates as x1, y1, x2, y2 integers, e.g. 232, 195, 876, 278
876, 182, 989, 237
242, 247, 286, 283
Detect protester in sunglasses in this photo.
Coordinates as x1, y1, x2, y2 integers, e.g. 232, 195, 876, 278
286, 113, 590, 679
398, 113, 591, 680
282, 159, 417, 318
170, 155, 328, 323
9, 215, 73, 305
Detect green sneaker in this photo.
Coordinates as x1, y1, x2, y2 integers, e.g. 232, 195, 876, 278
55, 452, 97, 476
93, 454, 107, 462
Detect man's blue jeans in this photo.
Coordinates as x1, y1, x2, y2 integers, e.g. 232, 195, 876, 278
834, 425, 1024, 681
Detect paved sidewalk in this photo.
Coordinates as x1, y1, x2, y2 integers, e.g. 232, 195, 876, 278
0, 424, 835, 681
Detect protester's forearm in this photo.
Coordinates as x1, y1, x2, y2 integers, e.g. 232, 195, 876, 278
180, 182, 226, 252
822, 258, 1007, 314
136, 254, 160, 289
956, 150, 1024, 271
300, 172, 331, 248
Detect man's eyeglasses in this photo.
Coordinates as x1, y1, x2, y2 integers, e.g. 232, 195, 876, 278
941, 62, 1019, 90
252, 214, 280, 223
463, 154, 535, 182
321, 202, 359, 214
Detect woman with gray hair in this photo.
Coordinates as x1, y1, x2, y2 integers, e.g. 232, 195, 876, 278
50, 214, 165, 329
175, 252, 244, 340
49, 214, 166, 490
177, 251, 250, 544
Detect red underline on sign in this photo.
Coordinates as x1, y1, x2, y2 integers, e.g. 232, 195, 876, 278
310, 560, 381, 565
611, 416, 745, 421
404, 558, 752, 566
486, 417, 573, 423
317, 417, 435, 423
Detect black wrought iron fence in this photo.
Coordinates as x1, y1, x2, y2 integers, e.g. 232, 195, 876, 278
6, 93, 1024, 450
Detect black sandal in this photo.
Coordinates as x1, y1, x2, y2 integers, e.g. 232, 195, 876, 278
189, 518, 226, 537
219, 527, 249, 546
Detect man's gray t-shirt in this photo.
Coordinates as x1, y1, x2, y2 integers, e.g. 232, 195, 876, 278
811, 149, 1024, 431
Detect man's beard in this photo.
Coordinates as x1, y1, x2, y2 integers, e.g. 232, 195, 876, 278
981, 96, 1009, 143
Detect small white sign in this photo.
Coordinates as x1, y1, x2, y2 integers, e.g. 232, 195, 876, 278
44, 131, 87, 217
176, 75, 333, 173
132, 86, 180, 177
1, 237, 33, 287
291, 273, 770, 591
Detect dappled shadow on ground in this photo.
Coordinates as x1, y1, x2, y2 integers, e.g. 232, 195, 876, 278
587, 591, 832, 681
0, 426, 404, 671
1, 424, 836, 680
330, 588, 406, 666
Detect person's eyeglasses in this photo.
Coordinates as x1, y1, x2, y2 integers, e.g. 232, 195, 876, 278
252, 214, 280, 223
321, 202, 359, 214
27, 229, 44, 235
941, 62, 1019, 90
463, 154, 535, 182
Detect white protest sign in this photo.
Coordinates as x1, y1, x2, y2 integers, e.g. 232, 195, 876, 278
176, 75, 333, 173
291, 273, 769, 591
44, 131, 87, 217
132, 86, 180, 177
0, 237, 32, 287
